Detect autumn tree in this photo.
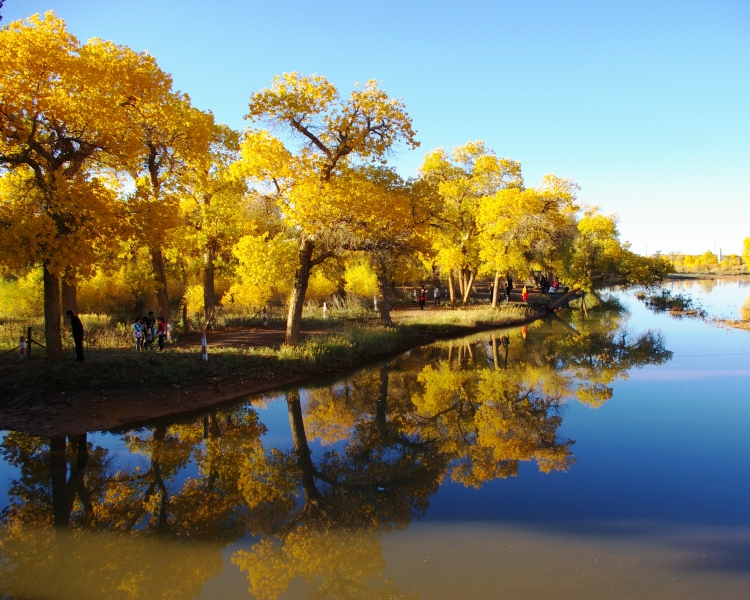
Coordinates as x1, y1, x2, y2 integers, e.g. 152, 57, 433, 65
477, 174, 579, 306
178, 124, 250, 324
125, 89, 214, 323
241, 73, 418, 345
420, 141, 522, 304
347, 167, 425, 325
0, 12, 170, 360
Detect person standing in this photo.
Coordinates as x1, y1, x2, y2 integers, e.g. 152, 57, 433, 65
157, 316, 167, 351
522, 285, 528, 302
419, 288, 426, 309
144, 311, 155, 350
66, 310, 84, 362
433, 286, 440, 306
133, 317, 144, 351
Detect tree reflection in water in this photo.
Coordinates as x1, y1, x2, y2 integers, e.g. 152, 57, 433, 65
0, 297, 671, 599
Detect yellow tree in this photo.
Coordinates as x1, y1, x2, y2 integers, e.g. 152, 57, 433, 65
562, 209, 627, 294
350, 167, 424, 325
242, 73, 418, 345
178, 124, 251, 324
420, 141, 522, 304
0, 13, 169, 360
124, 89, 214, 322
477, 174, 579, 305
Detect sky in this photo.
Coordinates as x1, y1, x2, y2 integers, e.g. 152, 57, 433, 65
3, 0, 749, 255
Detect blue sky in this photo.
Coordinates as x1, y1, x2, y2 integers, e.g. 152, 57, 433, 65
4, 0, 749, 255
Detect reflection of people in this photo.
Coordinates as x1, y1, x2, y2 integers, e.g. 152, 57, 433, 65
66, 310, 84, 362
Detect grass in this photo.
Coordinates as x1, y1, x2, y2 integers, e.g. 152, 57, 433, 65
635, 289, 707, 317
0, 302, 538, 397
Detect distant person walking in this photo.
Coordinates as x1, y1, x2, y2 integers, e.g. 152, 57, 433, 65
419, 288, 426, 310
66, 310, 84, 362
522, 285, 528, 302
433, 287, 440, 306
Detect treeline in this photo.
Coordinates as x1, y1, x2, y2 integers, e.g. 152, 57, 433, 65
666, 241, 750, 274
0, 12, 670, 360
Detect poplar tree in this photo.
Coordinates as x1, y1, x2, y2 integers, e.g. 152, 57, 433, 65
241, 73, 418, 345
0, 13, 170, 360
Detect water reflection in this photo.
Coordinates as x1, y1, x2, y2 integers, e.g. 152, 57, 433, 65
0, 297, 673, 599
741, 295, 750, 321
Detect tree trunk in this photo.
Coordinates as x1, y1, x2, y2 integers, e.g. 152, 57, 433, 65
203, 242, 217, 326
448, 271, 456, 305
376, 366, 389, 428
286, 238, 315, 346
149, 245, 171, 321
462, 270, 476, 304
492, 271, 500, 308
458, 268, 466, 299
287, 389, 321, 505
151, 424, 171, 536
50, 436, 69, 527
43, 263, 64, 362
61, 277, 78, 317
375, 264, 393, 326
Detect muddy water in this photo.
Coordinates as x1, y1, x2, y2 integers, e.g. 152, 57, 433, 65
1, 284, 749, 599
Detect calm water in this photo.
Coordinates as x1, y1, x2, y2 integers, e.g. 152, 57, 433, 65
2, 281, 750, 599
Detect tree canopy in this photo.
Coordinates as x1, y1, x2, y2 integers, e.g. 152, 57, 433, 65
0, 12, 684, 358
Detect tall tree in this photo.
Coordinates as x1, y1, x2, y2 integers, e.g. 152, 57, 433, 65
0, 12, 169, 360
420, 141, 522, 304
179, 124, 249, 324
126, 93, 214, 322
477, 174, 579, 305
242, 73, 418, 345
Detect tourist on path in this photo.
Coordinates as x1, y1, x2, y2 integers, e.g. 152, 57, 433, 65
157, 316, 167, 351
144, 311, 156, 350
133, 318, 144, 351
66, 310, 84, 362
522, 285, 528, 302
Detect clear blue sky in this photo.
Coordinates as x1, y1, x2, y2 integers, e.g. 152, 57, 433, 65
4, 0, 749, 255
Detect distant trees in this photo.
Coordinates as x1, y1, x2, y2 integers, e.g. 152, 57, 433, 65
668, 249, 749, 274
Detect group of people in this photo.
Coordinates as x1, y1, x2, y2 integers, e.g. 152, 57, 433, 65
132, 311, 167, 351
539, 275, 560, 295
416, 287, 441, 309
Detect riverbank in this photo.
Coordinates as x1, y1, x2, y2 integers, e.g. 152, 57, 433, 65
0, 302, 558, 437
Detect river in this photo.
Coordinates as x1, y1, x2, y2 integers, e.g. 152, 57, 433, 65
1, 280, 749, 599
